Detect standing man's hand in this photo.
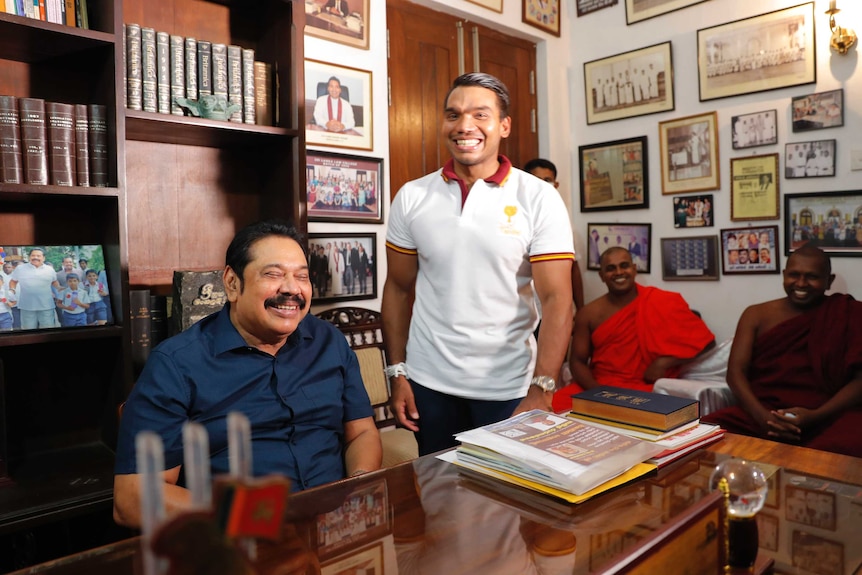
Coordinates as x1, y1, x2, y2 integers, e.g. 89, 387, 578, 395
390, 376, 420, 431
512, 385, 554, 415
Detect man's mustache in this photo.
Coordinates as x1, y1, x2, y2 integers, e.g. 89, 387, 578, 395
264, 294, 307, 309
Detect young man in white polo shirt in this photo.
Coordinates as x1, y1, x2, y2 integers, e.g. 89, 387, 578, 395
382, 73, 575, 455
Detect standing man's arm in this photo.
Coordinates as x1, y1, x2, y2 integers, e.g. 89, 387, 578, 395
514, 259, 573, 414
381, 248, 419, 431
343, 416, 382, 476
569, 307, 600, 390
572, 260, 584, 311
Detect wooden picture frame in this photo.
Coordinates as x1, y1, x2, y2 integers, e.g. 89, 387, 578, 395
577, 0, 617, 18
579, 136, 649, 212
720, 225, 780, 275
792, 531, 843, 575
756, 514, 779, 552
305, 59, 373, 151
523, 0, 560, 35
785, 191, 862, 256
672, 194, 713, 228
586, 223, 652, 272
730, 153, 780, 221
785, 484, 836, 531
308, 233, 377, 303
763, 467, 780, 509
792, 89, 844, 132
304, 0, 370, 50
584, 42, 674, 125
658, 111, 720, 195
785, 140, 836, 178
659, 236, 720, 281
466, 0, 503, 13
697, 3, 816, 102
625, 0, 706, 25
731, 109, 778, 150
321, 541, 385, 575
307, 151, 383, 223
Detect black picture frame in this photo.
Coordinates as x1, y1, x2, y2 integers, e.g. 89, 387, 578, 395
307, 151, 383, 223
672, 194, 713, 228
308, 233, 377, 304
784, 191, 862, 256
792, 89, 844, 132
720, 225, 780, 275
625, 0, 707, 25
586, 223, 651, 272
579, 136, 649, 212
784, 140, 836, 178
731, 109, 778, 149
659, 236, 720, 281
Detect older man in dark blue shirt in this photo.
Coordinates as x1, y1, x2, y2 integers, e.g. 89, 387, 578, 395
113, 220, 381, 528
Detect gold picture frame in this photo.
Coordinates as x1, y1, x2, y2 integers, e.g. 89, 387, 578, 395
305, 59, 373, 151
730, 153, 780, 221
304, 0, 370, 50
523, 0, 560, 36
466, 0, 503, 13
658, 111, 720, 195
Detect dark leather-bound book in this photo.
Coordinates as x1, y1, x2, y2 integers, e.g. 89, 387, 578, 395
141, 27, 157, 113
570, 386, 699, 433
18, 97, 48, 185
170, 35, 185, 116
46, 101, 76, 186
74, 104, 90, 186
126, 23, 143, 110
253, 61, 272, 127
0, 95, 22, 184
185, 37, 198, 101
197, 40, 212, 97
211, 43, 228, 102
156, 31, 171, 114
241, 48, 255, 124
129, 289, 151, 379
87, 103, 108, 187
227, 44, 242, 123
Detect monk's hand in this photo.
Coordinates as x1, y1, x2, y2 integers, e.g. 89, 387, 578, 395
643, 357, 674, 383
766, 410, 803, 442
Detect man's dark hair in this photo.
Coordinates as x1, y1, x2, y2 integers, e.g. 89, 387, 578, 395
445, 73, 510, 119
523, 158, 557, 178
225, 220, 306, 288
792, 243, 832, 276
327, 76, 341, 87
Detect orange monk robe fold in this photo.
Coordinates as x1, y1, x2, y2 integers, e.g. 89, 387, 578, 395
553, 285, 714, 412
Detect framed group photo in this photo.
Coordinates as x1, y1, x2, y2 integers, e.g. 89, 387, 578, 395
579, 136, 649, 211
672, 194, 713, 228
791, 531, 843, 575
660, 236, 720, 281
697, 3, 816, 102
784, 190, 862, 256
307, 151, 383, 223
577, 0, 617, 18
792, 88, 844, 132
784, 140, 836, 178
720, 225, 780, 275
625, 0, 706, 25
308, 233, 377, 304
584, 42, 674, 125
658, 111, 720, 195
523, 0, 560, 36
731, 109, 777, 150
305, 59, 373, 150
586, 223, 651, 272
304, 0, 370, 50
730, 153, 780, 221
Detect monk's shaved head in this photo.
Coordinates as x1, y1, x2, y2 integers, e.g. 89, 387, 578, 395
599, 246, 631, 268
789, 244, 831, 276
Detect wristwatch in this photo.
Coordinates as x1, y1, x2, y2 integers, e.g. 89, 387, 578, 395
531, 375, 557, 392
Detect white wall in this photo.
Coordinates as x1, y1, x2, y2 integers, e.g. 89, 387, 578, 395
307, 0, 862, 342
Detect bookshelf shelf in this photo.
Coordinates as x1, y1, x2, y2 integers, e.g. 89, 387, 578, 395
0, 325, 124, 348
0, 184, 121, 199
0, 16, 115, 63
125, 109, 297, 147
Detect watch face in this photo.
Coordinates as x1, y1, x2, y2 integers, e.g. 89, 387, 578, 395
533, 376, 556, 391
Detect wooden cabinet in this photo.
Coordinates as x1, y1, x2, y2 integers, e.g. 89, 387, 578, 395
0, 0, 305, 565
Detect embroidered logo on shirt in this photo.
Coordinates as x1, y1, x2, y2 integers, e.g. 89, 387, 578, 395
499, 205, 522, 236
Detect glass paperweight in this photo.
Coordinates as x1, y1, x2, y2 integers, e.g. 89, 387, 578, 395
710, 458, 768, 571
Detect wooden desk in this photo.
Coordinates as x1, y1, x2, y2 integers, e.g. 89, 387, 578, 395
8, 434, 862, 574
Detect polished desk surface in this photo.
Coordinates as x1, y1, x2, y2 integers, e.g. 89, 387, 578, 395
9, 434, 862, 574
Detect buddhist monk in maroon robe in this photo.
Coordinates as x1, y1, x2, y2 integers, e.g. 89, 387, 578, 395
703, 245, 862, 457
553, 247, 714, 412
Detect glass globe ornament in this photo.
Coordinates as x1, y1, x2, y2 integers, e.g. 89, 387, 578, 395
710, 458, 768, 570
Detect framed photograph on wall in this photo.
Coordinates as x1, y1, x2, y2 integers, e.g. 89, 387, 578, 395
697, 3, 816, 102
792, 531, 843, 575
466, 0, 503, 12
583, 42, 674, 125
658, 111, 720, 195
305, 59, 373, 151
579, 136, 649, 212
785, 191, 862, 256
578, 0, 616, 18
308, 233, 377, 303
304, 0, 370, 50
307, 151, 383, 223
720, 225, 780, 275
625, 0, 707, 25
792, 88, 844, 132
731, 109, 777, 149
784, 140, 836, 178
756, 514, 779, 552
586, 223, 651, 272
785, 484, 836, 531
730, 153, 780, 221
523, 0, 560, 36
672, 194, 713, 228
659, 236, 719, 281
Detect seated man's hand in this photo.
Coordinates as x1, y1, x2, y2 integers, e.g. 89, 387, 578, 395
325, 119, 345, 132
765, 409, 804, 442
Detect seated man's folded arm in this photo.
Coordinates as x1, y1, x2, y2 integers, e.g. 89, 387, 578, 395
113, 465, 188, 528
343, 416, 382, 477
787, 370, 862, 429
568, 308, 600, 390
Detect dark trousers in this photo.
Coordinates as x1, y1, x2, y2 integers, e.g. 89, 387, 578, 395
409, 379, 522, 456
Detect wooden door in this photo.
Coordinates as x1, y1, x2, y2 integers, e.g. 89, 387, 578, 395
386, 0, 538, 196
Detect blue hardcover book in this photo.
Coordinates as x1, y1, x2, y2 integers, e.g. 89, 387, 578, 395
570, 386, 699, 432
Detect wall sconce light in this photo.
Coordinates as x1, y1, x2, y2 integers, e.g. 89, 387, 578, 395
826, 0, 857, 55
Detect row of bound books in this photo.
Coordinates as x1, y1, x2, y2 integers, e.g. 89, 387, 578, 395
0, 96, 108, 187
125, 24, 273, 126
3, 0, 88, 28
